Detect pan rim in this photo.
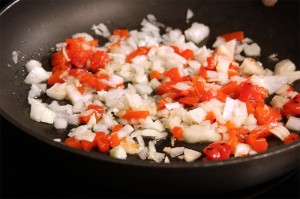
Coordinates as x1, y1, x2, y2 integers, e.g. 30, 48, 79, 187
1, 0, 299, 169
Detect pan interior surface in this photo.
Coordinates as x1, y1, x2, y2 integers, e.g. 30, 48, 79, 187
0, 0, 299, 193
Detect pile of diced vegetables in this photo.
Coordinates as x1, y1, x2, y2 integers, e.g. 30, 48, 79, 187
24, 14, 300, 163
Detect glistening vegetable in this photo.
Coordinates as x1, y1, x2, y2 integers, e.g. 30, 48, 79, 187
24, 15, 300, 163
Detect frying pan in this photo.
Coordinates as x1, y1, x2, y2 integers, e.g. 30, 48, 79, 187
1, 0, 299, 195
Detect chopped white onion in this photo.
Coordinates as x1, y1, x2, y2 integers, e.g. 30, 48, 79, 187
184, 148, 202, 162
169, 147, 185, 158
183, 125, 221, 143
239, 58, 265, 75
274, 59, 296, 75
184, 22, 209, 44
186, 9, 194, 23
165, 102, 181, 110
12, 51, 18, 64
286, 116, 300, 131
54, 117, 68, 129
28, 98, 56, 124
187, 107, 206, 124
270, 125, 290, 141
234, 143, 251, 157
25, 60, 42, 73
24, 63, 51, 84
46, 83, 67, 100
110, 146, 127, 159
243, 43, 261, 57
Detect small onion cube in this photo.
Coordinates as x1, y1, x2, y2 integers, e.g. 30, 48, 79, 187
110, 146, 127, 159
270, 125, 290, 141
286, 116, 300, 131
184, 148, 202, 162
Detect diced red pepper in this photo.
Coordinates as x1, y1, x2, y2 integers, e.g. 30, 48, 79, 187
113, 29, 129, 39
108, 132, 121, 148
66, 37, 93, 68
48, 70, 68, 85
157, 98, 170, 110
87, 104, 105, 115
95, 132, 110, 153
111, 124, 123, 132
205, 112, 216, 124
172, 126, 183, 140
284, 133, 299, 144
246, 133, 268, 153
216, 90, 227, 103
163, 67, 182, 82
81, 139, 96, 151
79, 113, 93, 124
255, 103, 281, 125
281, 94, 300, 116
198, 91, 213, 102
246, 102, 255, 114
123, 110, 150, 120
199, 66, 207, 79
238, 83, 268, 108
225, 121, 237, 130
51, 52, 66, 66
206, 55, 217, 70
203, 142, 231, 161
150, 70, 163, 80
180, 49, 194, 60
178, 96, 198, 106
68, 68, 87, 78
219, 81, 238, 95
126, 46, 150, 63
221, 31, 244, 42
90, 50, 110, 73
77, 86, 86, 94
171, 45, 181, 54
225, 131, 238, 154
64, 137, 82, 150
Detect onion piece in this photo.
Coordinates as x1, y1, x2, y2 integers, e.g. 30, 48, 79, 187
270, 125, 290, 141
274, 59, 296, 75
138, 147, 148, 160
25, 60, 42, 72
148, 151, 165, 163
54, 117, 68, 129
28, 98, 56, 124
239, 58, 265, 75
28, 83, 45, 98
186, 9, 194, 23
24, 63, 51, 84
183, 125, 221, 143
165, 102, 181, 110
46, 83, 67, 100
184, 148, 202, 162
187, 107, 206, 124
234, 143, 251, 157
285, 116, 300, 131
170, 147, 185, 158
110, 146, 127, 160
243, 43, 261, 57
184, 22, 209, 44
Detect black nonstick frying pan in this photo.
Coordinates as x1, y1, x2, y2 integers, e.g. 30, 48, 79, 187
1, 0, 299, 195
